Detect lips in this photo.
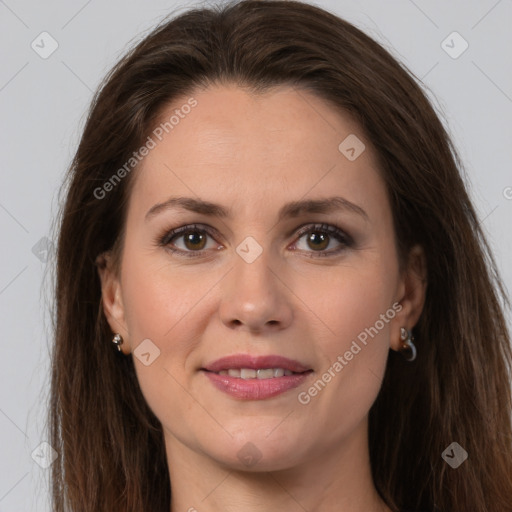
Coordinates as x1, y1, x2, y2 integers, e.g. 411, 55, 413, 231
202, 354, 312, 374
201, 354, 313, 400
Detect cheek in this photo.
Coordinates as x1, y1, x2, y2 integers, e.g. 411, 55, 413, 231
315, 276, 393, 393
119, 251, 206, 435
298, 243, 398, 415
306, 255, 396, 351
120, 247, 201, 342
119, 241, 219, 369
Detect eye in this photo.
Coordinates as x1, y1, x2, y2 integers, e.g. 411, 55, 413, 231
158, 224, 222, 257
291, 223, 353, 257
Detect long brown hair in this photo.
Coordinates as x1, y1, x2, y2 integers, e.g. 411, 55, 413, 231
49, 1, 512, 510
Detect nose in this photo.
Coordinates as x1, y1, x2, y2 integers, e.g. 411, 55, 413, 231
218, 246, 294, 333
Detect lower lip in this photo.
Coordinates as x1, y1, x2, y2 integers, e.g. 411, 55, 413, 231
202, 370, 312, 400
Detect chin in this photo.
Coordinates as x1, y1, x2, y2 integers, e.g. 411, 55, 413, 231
203, 429, 309, 472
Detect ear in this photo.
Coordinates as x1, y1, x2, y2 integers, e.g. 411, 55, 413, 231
390, 244, 427, 351
96, 252, 130, 354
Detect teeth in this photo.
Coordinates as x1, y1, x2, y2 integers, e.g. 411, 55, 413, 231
240, 368, 257, 379
217, 368, 297, 379
257, 369, 274, 379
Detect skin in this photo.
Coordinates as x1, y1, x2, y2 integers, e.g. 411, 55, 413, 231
99, 83, 427, 512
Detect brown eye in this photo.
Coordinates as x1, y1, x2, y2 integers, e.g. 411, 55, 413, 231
182, 231, 207, 251
159, 224, 220, 256
305, 232, 329, 251
293, 223, 353, 257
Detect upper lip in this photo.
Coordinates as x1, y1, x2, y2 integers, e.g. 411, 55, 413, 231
202, 354, 312, 373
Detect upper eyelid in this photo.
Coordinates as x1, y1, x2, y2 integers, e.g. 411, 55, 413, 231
161, 223, 219, 244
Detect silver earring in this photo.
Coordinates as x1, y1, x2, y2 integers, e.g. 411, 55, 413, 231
112, 333, 123, 352
399, 327, 417, 361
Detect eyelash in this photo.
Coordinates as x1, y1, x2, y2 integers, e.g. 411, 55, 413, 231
156, 222, 354, 259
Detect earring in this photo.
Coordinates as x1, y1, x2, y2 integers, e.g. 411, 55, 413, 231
399, 327, 417, 361
112, 333, 123, 352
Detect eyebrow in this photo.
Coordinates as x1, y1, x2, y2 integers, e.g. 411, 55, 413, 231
145, 195, 369, 222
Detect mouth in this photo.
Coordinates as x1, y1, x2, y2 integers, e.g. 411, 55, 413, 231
208, 367, 307, 379
200, 354, 313, 400
202, 353, 312, 374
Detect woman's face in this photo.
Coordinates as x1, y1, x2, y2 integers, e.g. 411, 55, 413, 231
100, 83, 424, 472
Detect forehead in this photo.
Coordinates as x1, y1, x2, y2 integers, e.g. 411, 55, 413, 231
128, 83, 389, 224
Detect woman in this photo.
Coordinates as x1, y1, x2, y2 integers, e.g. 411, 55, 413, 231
49, 1, 512, 511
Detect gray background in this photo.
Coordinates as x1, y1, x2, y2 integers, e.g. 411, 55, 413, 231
0, 0, 511, 509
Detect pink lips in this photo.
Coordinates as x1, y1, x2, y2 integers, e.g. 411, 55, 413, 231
201, 354, 313, 400
203, 354, 311, 373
